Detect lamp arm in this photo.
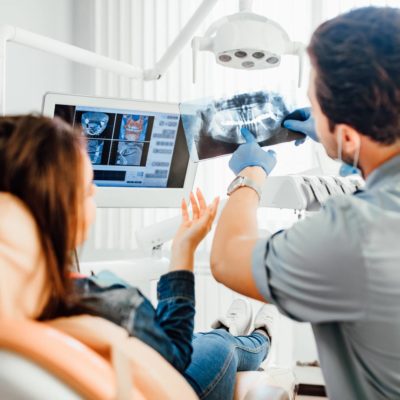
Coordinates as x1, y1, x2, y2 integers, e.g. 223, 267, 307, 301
0, 24, 145, 115
0, 0, 219, 114
0, 25, 13, 116
284, 41, 306, 88
239, 0, 254, 12
11, 26, 145, 78
145, 0, 219, 80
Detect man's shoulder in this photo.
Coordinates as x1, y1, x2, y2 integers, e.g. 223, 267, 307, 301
324, 186, 400, 225
279, 193, 365, 266
303, 193, 363, 235
324, 191, 364, 210
321, 192, 374, 228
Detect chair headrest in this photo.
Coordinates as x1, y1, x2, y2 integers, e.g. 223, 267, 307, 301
0, 192, 47, 319
0, 318, 117, 400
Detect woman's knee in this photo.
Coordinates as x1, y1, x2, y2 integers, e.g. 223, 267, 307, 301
210, 328, 237, 343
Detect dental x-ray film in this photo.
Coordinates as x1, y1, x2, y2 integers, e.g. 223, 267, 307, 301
180, 91, 304, 161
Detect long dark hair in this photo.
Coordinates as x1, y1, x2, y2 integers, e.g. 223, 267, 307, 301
0, 115, 85, 318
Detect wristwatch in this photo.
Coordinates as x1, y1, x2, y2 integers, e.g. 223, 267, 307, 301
227, 175, 262, 200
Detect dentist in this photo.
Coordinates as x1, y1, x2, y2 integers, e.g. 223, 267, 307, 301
211, 7, 400, 400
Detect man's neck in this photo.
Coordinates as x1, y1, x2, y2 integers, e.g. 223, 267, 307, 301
360, 139, 400, 179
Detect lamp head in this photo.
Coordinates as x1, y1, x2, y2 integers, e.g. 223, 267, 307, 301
192, 6, 305, 85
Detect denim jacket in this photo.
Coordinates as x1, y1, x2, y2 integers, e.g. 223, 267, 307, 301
64, 270, 196, 373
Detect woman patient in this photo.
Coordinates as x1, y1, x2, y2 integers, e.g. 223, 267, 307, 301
0, 115, 274, 400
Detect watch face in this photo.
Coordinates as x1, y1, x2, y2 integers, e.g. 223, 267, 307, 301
228, 176, 244, 194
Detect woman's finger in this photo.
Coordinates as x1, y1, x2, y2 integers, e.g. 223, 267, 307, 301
196, 188, 207, 214
201, 199, 217, 229
181, 198, 189, 222
210, 197, 220, 221
204, 197, 219, 231
190, 192, 200, 219
198, 208, 212, 231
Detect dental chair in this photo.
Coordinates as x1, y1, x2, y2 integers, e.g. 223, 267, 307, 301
0, 317, 291, 400
0, 317, 198, 400
0, 192, 290, 400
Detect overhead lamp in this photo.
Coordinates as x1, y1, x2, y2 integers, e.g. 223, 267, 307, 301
192, 0, 305, 85
0, 0, 305, 115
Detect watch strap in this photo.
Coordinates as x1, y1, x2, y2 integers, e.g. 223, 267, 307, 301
227, 176, 262, 200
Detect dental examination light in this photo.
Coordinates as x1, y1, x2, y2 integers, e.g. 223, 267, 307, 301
0, 0, 305, 115
192, 0, 305, 85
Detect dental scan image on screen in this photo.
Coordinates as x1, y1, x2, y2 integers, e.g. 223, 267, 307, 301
54, 104, 189, 188
180, 91, 304, 161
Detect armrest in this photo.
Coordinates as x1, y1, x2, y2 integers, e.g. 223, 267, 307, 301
244, 385, 289, 400
235, 370, 295, 400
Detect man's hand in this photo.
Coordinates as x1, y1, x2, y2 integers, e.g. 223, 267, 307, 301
170, 189, 219, 272
283, 107, 318, 145
284, 108, 361, 176
229, 128, 277, 175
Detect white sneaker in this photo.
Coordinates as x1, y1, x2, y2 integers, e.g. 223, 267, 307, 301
211, 298, 253, 336
253, 304, 277, 343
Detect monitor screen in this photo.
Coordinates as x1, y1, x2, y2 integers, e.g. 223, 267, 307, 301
53, 104, 189, 189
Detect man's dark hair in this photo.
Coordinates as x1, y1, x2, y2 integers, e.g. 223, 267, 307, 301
308, 6, 400, 145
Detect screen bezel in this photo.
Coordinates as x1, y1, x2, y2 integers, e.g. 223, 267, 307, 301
42, 92, 197, 208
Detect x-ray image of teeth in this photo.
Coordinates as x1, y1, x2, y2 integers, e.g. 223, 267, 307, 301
180, 91, 304, 161
87, 140, 104, 165
81, 112, 109, 136
116, 142, 143, 166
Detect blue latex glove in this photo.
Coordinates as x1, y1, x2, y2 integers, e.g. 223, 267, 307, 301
339, 163, 361, 177
282, 107, 318, 145
229, 128, 277, 175
284, 108, 361, 176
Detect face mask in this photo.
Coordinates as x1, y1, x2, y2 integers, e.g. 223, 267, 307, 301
339, 163, 360, 177
337, 130, 361, 177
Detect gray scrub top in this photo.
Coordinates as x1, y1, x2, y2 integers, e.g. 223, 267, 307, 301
252, 154, 400, 400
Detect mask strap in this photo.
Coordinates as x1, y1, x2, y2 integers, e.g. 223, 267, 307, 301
337, 130, 343, 162
353, 139, 361, 170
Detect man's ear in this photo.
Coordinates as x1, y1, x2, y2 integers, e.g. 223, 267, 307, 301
335, 123, 361, 156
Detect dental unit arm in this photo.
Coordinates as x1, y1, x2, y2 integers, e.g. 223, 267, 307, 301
261, 174, 364, 211
136, 174, 364, 256
135, 199, 228, 256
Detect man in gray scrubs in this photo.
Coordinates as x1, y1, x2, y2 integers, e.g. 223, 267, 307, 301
210, 7, 400, 400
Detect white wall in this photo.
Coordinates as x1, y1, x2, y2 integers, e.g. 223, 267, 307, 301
84, 0, 321, 368
0, 0, 321, 366
0, 0, 79, 114
5, 0, 400, 368
82, 0, 319, 256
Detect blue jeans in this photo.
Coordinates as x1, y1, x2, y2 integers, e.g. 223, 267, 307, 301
185, 329, 269, 400
68, 270, 269, 399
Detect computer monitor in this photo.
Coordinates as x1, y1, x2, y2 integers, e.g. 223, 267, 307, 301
42, 93, 197, 208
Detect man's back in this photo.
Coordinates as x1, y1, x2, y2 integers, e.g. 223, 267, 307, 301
251, 155, 400, 399
314, 162, 400, 399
